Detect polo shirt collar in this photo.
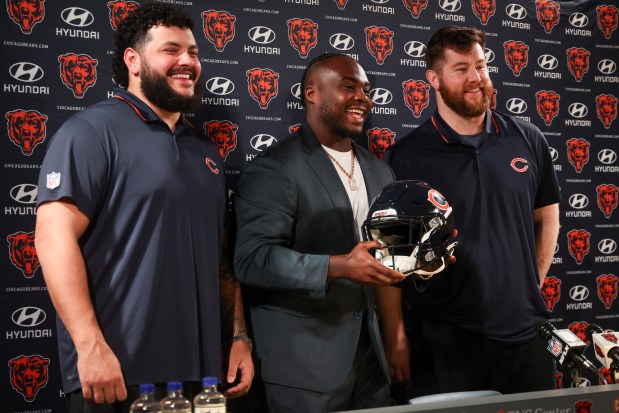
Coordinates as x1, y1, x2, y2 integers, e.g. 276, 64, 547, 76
430, 109, 499, 145
113, 87, 192, 130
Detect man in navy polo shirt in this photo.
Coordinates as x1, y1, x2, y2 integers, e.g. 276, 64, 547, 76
382, 26, 560, 396
35, 3, 253, 411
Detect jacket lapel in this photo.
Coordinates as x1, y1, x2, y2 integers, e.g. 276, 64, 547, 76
300, 124, 356, 251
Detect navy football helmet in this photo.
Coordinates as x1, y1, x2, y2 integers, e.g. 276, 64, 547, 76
362, 180, 457, 280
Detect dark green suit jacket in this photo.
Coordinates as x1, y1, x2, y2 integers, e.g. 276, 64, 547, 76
234, 123, 394, 392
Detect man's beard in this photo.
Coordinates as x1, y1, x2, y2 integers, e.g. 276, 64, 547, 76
438, 79, 493, 118
140, 62, 202, 113
318, 99, 365, 139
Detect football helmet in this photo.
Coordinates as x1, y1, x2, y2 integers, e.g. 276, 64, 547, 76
362, 180, 457, 280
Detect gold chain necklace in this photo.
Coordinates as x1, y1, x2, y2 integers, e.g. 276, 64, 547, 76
325, 149, 358, 191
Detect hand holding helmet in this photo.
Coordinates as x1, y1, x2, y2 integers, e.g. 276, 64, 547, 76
362, 180, 458, 280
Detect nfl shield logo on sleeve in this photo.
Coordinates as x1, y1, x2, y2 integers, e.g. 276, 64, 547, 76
46, 172, 61, 189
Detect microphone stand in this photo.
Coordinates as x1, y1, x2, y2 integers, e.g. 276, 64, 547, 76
570, 367, 582, 387
611, 361, 619, 384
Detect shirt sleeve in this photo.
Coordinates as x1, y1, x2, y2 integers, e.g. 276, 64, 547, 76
37, 114, 110, 220
532, 126, 561, 209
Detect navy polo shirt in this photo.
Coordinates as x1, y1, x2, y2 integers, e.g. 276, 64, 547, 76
386, 110, 560, 343
37, 88, 226, 392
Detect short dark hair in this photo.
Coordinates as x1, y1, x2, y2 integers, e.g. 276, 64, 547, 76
112, 2, 195, 88
300, 52, 355, 107
425, 26, 486, 72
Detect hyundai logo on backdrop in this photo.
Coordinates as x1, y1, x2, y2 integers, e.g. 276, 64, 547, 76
9, 62, 44, 82
61, 7, 95, 27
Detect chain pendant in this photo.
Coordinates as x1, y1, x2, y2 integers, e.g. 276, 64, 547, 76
348, 178, 358, 191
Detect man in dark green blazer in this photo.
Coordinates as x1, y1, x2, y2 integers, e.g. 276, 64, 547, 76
234, 53, 406, 412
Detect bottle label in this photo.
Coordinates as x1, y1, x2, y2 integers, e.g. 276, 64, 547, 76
194, 407, 226, 413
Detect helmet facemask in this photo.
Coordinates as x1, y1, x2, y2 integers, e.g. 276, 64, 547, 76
363, 207, 457, 280
362, 180, 458, 283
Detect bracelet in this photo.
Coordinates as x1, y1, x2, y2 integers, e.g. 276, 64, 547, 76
231, 334, 253, 351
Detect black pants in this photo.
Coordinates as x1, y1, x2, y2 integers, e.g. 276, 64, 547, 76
407, 313, 557, 398
263, 319, 390, 413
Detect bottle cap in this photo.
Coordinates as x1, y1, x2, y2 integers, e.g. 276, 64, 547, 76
139, 383, 155, 393
167, 381, 182, 391
202, 376, 218, 386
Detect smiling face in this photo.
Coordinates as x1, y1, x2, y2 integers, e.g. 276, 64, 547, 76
429, 44, 493, 119
305, 56, 373, 144
126, 25, 202, 114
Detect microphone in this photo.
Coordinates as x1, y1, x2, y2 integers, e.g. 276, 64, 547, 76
537, 322, 606, 383
586, 324, 619, 369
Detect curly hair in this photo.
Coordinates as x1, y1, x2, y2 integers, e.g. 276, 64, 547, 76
425, 26, 486, 72
111, 2, 194, 88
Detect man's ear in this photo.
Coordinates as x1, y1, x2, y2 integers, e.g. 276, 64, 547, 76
426, 69, 439, 90
304, 84, 316, 106
124, 48, 141, 77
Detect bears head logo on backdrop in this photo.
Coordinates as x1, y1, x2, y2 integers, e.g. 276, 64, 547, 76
202, 10, 236, 52
597, 5, 618, 39
567, 229, 590, 265
597, 274, 618, 310
287, 18, 318, 58
596, 94, 618, 129
472, 0, 496, 25
9, 354, 50, 402
402, 80, 430, 118
566, 138, 590, 173
365, 26, 394, 65
367, 128, 395, 160
333, 0, 349, 10
203, 120, 238, 161
568, 321, 589, 344
566, 48, 590, 82
403, 0, 428, 18
536, 90, 560, 126
5, 109, 47, 156
246, 68, 279, 109
541, 276, 561, 311
596, 184, 618, 218
7, 231, 40, 278
107, 0, 139, 30
58, 53, 98, 99
503, 40, 529, 77
6, 0, 45, 34
536, 0, 560, 34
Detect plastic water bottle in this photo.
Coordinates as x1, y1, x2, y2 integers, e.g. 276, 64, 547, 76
193, 376, 226, 413
160, 381, 192, 413
129, 383, 161, 413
